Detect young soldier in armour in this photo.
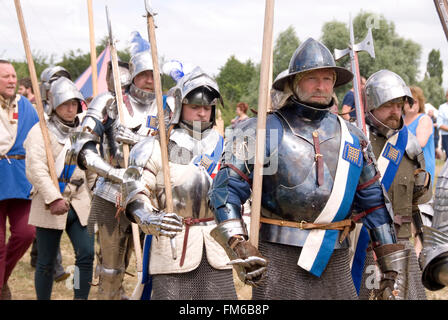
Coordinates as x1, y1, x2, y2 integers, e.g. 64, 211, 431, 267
24, 77, 96, 300
122, 67, 238, 299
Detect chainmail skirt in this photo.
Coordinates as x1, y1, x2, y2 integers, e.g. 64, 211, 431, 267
357, 240, 427, 300
252, 241, 358, 300
151, 249, 238, 300
88, 195, 131, 235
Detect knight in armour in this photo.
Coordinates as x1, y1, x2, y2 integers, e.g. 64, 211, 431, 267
207, 38, 412, 300
356, 70, 431, 300
121, 67, 238, 300
65, 50, 170, 300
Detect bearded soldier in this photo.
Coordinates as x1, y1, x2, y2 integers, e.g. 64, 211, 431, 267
65, 50, 169, 300
24, 77, 96, 300
356, 70, 431, 300
121, 67, 238, 300
207, 38, 411, 300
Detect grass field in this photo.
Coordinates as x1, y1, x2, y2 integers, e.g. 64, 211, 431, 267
4, 160, 448, 300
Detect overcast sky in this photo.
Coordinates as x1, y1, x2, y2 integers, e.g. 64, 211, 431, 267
1, 0, 447, 88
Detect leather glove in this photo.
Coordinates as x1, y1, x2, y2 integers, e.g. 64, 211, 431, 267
107, 167, 126, 184
49, 199, 69, 216
138, 210, 183, 238
227, 237, 268, 287
116, 124, 144, 146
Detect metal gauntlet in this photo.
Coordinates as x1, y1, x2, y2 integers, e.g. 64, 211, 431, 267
115, 123, 145, 146
126, 199, 183, 237
211, 219, 267, 286
374, 243, 412, 300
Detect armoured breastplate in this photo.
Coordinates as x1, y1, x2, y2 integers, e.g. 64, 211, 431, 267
157, 128, 220, 219
260, 104, 341, 223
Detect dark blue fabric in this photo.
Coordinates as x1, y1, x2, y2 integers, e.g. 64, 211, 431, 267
0, 96, 39, 201
140, 234, 153, 300
35, 207, 94, 300
352, 226, 370, 294
352, 182, 392, 229
342, 90, 356, 118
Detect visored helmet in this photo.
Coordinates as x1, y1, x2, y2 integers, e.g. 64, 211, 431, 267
169, 66, 222, 126
272, 38, 353, 91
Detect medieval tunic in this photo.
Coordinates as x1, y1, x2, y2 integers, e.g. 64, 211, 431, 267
24, 118, 96, 229
139, 133, 231, 274
0, 95, 38, 201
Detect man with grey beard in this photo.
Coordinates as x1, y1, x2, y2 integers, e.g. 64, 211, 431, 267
208, 39, 411, 300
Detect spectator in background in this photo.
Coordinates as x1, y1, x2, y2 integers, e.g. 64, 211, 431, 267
231, 102, 250, 128
403, 86, 435, 256
340, 76, 366, 122
428, 108, 442, 159
404, 86, 435, 183
437, 89, 448, 159
17, 78, 35, 105
0, 60, 39, 300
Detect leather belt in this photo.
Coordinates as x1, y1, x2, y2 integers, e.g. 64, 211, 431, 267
260, 216, 355, 244
179, 217, 215, 267
0, 154, 25, 160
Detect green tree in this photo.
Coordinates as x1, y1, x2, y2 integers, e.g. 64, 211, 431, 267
215, 56, 256, 125
426, 49, 443, 85
273, 26, 300, 79
11, 51, 53, 81
321, 11, 422, 105
418, 75, 445, 108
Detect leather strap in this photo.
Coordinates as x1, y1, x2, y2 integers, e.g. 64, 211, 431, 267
357, 172, 381, 190
352, 204, 386, 222
0, 154, 25, 160
312, 131, 324, 186
222, 163, 252, 186
260, 216, 356, 243
180, 217, 215, 267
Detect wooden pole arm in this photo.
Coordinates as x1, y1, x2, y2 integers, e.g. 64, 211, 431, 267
249, 0, 275, 248
14, 0, 59, 188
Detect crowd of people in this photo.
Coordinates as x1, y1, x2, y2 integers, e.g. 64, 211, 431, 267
1, 35, 448, 301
